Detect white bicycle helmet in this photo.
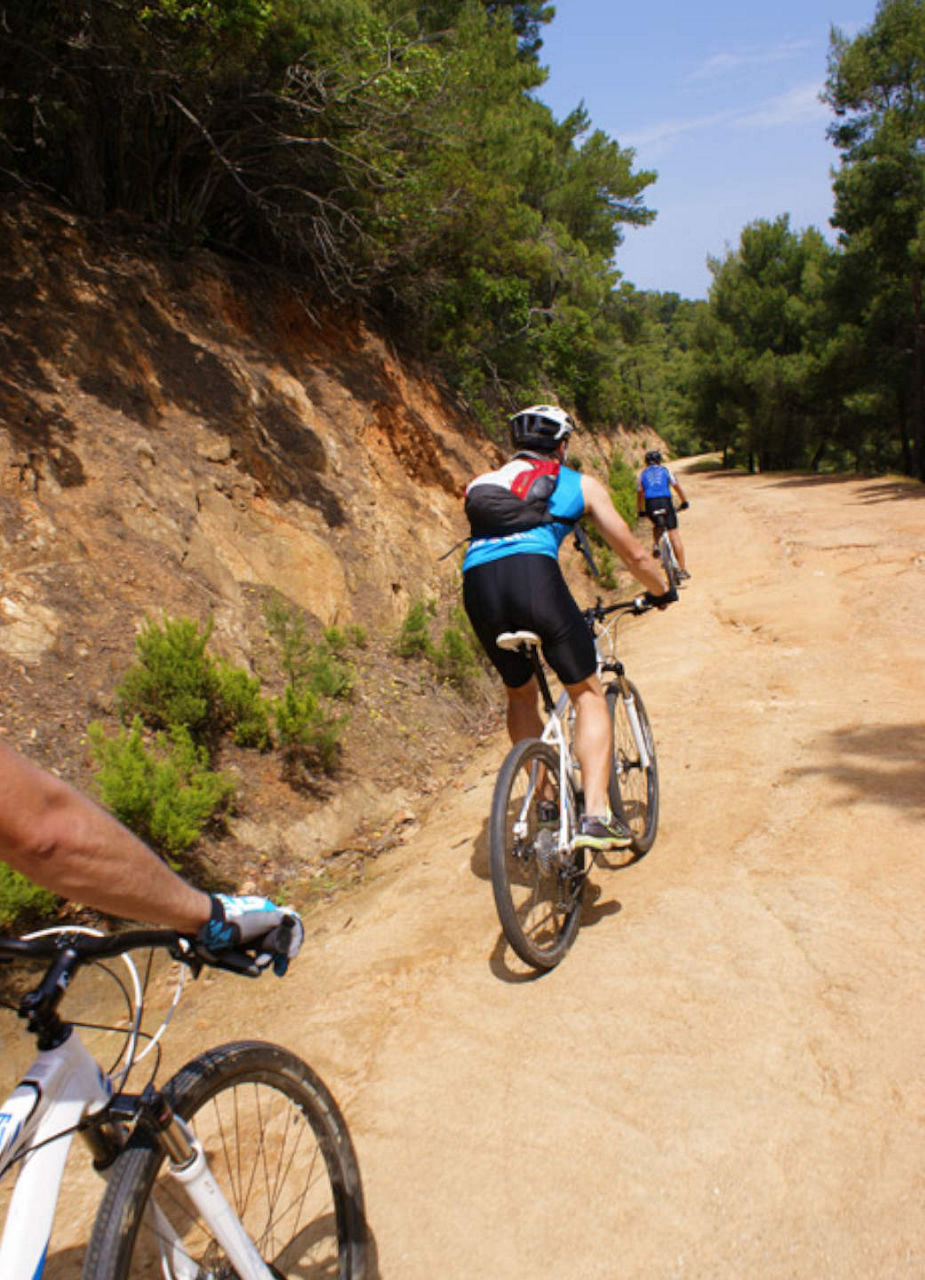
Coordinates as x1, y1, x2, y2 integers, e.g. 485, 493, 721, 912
509, 404, 576, 452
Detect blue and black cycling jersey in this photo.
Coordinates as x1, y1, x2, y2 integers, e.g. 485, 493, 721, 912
637, 464, 676, 502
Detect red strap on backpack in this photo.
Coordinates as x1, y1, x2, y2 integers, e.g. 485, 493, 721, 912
510, 458, 560, 499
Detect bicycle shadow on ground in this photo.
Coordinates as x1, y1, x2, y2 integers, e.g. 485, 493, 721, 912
472, 807, 627, 983
42, 1209, 385, 1279
486, 883, 625, 984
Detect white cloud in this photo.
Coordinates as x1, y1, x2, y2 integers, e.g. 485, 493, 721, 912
733, 83, 828, 129
626, 83, 828, 155
687, 40, 816, 82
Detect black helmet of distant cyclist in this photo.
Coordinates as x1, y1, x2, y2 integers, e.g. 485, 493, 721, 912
645, 449, 663, 465
509, 404, 576, 453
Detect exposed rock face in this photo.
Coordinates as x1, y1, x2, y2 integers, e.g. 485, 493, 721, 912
0, 200, 497, 678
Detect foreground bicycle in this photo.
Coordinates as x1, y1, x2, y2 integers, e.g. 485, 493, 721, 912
489, 595, 664, 972
0, 926, 367, 1278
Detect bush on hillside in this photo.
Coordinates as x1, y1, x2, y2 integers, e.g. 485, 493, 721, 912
88, 718, 235, 864
0, 865, 57, 930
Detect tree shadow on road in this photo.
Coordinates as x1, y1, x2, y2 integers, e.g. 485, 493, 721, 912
697, 470, 925, 503
787, 723, 925, 815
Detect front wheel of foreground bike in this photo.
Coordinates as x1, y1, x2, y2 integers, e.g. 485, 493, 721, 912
607, 681, 659, 855
83, 1040, 367, 1279
490, 739, 583, 971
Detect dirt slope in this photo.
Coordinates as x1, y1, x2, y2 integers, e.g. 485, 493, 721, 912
14, 464, 925, 1277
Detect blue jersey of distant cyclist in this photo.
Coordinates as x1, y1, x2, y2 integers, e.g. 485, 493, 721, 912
637, 464, 676, 502
462, 465, 586, 571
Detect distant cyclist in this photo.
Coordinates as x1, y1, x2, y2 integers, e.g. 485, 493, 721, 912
636, 450, 690, 581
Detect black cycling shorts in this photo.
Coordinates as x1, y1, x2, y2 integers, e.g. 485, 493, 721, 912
644, 497, 678, 530
462, 554, 596, 689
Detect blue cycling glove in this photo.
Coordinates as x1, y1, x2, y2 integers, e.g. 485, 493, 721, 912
197, 893, 304, 976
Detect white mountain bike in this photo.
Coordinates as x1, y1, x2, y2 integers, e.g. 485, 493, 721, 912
0, 925, 368, 1278
489, 594, 664, 971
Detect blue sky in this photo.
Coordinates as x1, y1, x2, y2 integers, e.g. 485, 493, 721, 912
537, 0, 877, 299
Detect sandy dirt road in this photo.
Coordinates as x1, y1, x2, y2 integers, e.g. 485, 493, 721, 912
8, 466, 925, 1277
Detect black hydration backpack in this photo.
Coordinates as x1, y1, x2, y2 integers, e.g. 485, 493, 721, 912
464, 454, 565, 538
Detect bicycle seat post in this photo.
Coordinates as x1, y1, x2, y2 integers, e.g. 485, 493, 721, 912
529, 646, 555, 717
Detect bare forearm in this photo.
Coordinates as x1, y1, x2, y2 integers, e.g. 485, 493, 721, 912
0, 744, 211, 931
618, 542, 672, 597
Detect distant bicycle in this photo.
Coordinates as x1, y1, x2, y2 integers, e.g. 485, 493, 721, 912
489, 594, 665, 971
0, 925, 368, 1278
651, 507, 685, 590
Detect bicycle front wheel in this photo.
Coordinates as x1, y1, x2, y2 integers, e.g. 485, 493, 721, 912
83, 1040, 367, 1279
490, 738, 583, 971
607, 680, 659, 854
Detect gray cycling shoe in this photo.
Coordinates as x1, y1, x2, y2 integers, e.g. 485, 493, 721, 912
571, 812, 633, 851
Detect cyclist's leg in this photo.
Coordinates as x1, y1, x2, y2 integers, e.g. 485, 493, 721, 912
506, 675, 544, 744
668, 528, 687, 572
563, 674, 611, 818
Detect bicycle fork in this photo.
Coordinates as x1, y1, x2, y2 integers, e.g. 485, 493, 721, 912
136, 1091, 276, 1280
620, 687, 652, 772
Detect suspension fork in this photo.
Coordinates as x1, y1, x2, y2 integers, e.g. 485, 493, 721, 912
619, 680, 651, 771
135, 1088, 276, 1280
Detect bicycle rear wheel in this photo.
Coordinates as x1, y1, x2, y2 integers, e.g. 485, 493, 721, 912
490, 739, 583, 971
607, 681, 659, 854
83, 1040, 367, 1279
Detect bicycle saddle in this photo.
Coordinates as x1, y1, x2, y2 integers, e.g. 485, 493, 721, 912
496, 630, 541, 652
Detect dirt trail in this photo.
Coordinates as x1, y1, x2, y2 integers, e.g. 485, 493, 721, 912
15, 466, 925, 1277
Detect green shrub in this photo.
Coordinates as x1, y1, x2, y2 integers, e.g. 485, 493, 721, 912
323, 624, 367, 653
306, 644, 354, 700
117, 615, 218, 736
88, 718, 235, 862
396, 598, 436, 659
272, 685, 345, 775
264, 596, 354, 700
0, 865, 57, 930
213, 660, 272, 749
608, 453, 638, 526
263, 593, 313, 687
435, 625, 478, 687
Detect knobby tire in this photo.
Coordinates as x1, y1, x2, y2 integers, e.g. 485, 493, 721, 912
607, 681, 659, 855
82, 1040, 367, 1279
490, 739, 583, 971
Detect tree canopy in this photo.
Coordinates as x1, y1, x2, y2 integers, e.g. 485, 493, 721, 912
685, 0, 925, 480
0, 0, 660, 437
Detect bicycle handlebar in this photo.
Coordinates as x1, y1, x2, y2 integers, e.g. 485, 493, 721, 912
0, 922, 294, 982
584, 589, 676, 626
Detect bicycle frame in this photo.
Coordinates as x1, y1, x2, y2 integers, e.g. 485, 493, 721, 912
0, 1031, 111, 1277
0, 939, 278, 1280
508, 598, 653, 858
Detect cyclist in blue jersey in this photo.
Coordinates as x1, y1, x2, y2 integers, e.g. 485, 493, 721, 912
636, 450, 690, 580
463, 405, 675, 853
0, 739, 303, 969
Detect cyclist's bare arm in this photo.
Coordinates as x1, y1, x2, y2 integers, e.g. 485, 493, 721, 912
672, 480, 688, 505
581, 474, 669, 597
0, 741, 211, 932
